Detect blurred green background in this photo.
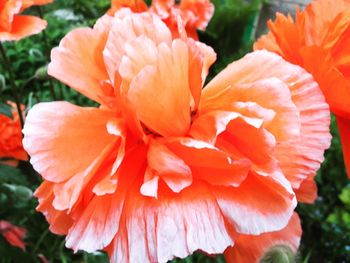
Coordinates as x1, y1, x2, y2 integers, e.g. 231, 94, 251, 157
0, 0, 349, 262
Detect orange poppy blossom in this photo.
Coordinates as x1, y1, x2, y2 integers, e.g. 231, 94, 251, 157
22, 10, 330, 263
0, 220, 26, 251
0, 0, 52, 42
108, 0, 214, 39
0, 102, 27, 165
255, 0, 350, 179
224, 212, 301, 263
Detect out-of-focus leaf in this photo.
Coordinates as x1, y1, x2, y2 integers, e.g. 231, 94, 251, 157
2, 183, 33, 201
0, 164, 28, 185
339, 185, 350, 206
0, 102, 13, 118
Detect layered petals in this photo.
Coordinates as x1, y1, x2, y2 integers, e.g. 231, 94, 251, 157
106, 182, 234, 263
201, 50, 331, 195
22, 101, 120, 183
255, 0, 350, 178
108, 0, 214, 39
24, 10, 331, 263
224, 212, 302, 263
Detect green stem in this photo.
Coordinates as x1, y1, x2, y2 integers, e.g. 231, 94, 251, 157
36, 6, 57, 100
0, 43, 25, 128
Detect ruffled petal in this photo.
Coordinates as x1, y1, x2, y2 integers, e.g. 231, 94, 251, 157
294, 178, 318, 203
65, 144, 147, 252
127, 39, 192, 137
164, 137, 251, 188
224, 212, 301, 263
106, 182, 234, 263
202, 50, 330, 196
141, 140, 192, 197
22, 102, 119, 183
103, 11, 172, 85
35, 181, 74, 235
48, 16, 114, 105
0, 15, 47, 42
212, 171, 296, 235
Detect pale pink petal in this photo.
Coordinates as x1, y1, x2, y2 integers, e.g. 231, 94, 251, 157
224, 212, 301, 263
22, 102, 118, 183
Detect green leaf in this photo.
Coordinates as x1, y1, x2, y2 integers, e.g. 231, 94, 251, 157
0, 164, 28, 185
339, 186, 350, 206
0, 102, 13, 118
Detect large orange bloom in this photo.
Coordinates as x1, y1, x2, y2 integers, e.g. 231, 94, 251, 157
225, 212, 301, 263
23, 10, 330, 263
0, 220, 26, 250
255, 0, 350, 179
0, 0, 52, 42
0, 102, 27, 164
108, 0, 214, 39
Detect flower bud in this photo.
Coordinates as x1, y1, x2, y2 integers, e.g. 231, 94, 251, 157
260, 244, 297, 263
34, 65, 49, 80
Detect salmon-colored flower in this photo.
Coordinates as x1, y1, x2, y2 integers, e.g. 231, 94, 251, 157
108, 0, 214, 39
0, 0, 52, 42
0, 102, 27, 164
255, 0, 350, 179
0, 220, 26, 250
23, 10, 329, 263
224, 212, 301, 263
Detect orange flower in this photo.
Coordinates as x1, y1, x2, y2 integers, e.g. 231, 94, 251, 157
0, 220, 26, 250
255, 0, 350, 179
224, 212, 301, 263
0, 0, 52, 42
23, 11, 330, 262
0, 102, 27, 164
108, 0, 214, 39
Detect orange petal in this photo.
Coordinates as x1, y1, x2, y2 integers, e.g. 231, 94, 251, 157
106, 182, 234, 263
302, 0, 350, 46
22, 102, 118, 183
212, 171, 296, 235
0, 15, 47, 41
66, 144, 147, 252
0, 220, 26, 251
224, 212, 301, 263
0, 0, 21, 32
127, 39, 192, 137
108, 0, 147, 15
337, 115, 350, 178
294, 178, 318, 203
164, 137, 251, 188
141, 140, 192, 197
204, 50, 330, 197
300, 46, 350, 118
48, 16, 114, 105
103, 12, 172, 86
35, 181, 74, 235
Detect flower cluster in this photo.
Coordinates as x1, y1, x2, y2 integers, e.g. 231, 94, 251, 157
0, 102, 27, 166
